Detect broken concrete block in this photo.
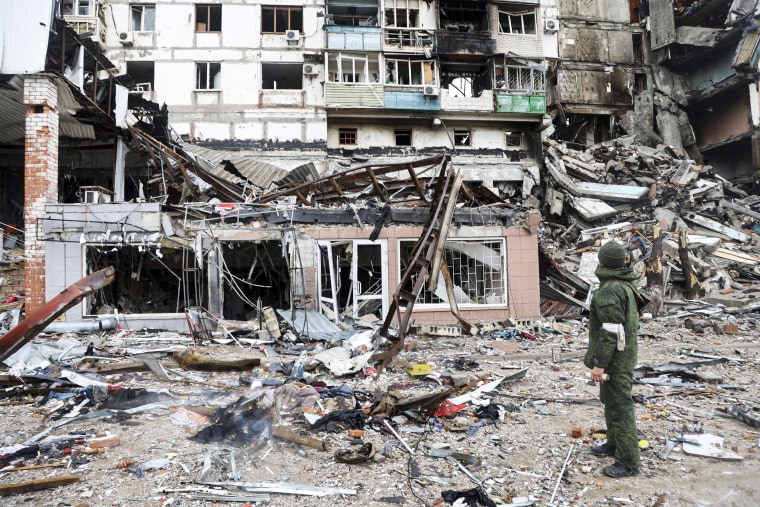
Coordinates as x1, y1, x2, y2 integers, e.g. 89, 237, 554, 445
87, 434, 121, 449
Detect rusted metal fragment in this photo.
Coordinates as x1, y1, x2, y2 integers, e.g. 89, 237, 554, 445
0, 266, 116, 364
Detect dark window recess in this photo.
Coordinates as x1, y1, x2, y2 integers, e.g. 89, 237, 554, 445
261, 63, 302, 90
633, 34, 644, 63
635, 73, 647, 92
262, 6, 303, 33
196, 62, 221, 89
395, 129, 412, 146
196, 4, 222, 32
454, 130, 471, 146
505, 133, 523, 147
339, 128, 357, 145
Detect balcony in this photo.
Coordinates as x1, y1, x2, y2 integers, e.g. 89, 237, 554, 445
495, 93, 546, 114
435, 31, 495, 56
325, 82, 385, 108
325, 25, 383, 51
383, 28, 434, 54
63, 6, 106, 48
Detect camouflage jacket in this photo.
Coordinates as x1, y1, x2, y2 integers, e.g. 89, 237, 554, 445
584, 265, 640, 373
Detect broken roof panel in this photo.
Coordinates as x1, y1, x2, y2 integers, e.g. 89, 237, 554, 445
179, 143, 289, 191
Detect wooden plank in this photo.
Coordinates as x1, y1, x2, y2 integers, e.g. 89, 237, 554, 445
0, 475, 81, 496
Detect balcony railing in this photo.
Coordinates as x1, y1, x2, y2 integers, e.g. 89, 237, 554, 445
383, 28, 434, 53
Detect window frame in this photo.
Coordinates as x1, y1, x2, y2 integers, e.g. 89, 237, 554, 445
454, 129, 472, 146
398, 238, 508, 307
261, 6, 303, 34
497, 7, 537, 35
339, 128, 357, 145
195, 61, 222, 90
195, 4, 222, 33
130, 4, 156, 32
385, 58, 437, 87
494, 62, 546, 93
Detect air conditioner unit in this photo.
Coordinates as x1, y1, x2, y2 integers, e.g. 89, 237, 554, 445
119, 32, 134, 44
285, 30, 301, 41
303, 64, 318, 76
423, 85, 439, 97
544, 19, 559, 33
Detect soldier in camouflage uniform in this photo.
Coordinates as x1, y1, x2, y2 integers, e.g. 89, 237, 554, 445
585, 241, 641, 478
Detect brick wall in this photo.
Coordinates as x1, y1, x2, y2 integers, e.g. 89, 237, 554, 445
23, 76, 59, 313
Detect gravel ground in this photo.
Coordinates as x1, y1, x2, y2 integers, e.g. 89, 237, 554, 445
1, 316, 758, 507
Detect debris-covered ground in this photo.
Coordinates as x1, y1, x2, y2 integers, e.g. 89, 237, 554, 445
1, 313, 758, 507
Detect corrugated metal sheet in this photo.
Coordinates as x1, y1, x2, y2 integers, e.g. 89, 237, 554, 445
0, 76, 94, 144
179, 143, 289, 190
324, 83, 384, 108
0, 0, 55, 74
0, 85, 26, 144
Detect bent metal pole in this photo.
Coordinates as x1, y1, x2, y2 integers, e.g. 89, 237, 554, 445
0, 266, 116, 363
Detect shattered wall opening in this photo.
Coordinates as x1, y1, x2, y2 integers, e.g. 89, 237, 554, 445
218, 240, 290, 321
84, 243, 201, 316
400, 238, 507, 305
440, 63, 490, 98
318, 240, 388, 323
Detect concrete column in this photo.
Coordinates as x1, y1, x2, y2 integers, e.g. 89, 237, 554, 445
114, 136, 126, 202
23, 75, 59, 313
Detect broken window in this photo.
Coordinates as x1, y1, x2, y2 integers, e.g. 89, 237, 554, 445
262, 6, 303, 33
261, 63, 302, 90
219, 241, 291, 320
84, 244, 202, 316
440, 65, 490, 98
339, 128, 357, 145
400, 239, 507, 305
497, 7, 537, 35
454, 129, 471, 146
327, 53, 379, 84
195, 4, 222, 32
505, 132, 523, 147
127, 61, 155, 97
131, 4, 155, 31
494, 59, 545, 92
318, 240, 388, 323
385, 58, 436, 86
384, 0, 419, 27
326, 3, 378, 26
196, 62, 221, 89
62, 0, 92, 16
395, 129, 412, 146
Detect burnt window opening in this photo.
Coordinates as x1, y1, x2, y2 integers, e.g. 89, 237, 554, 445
454, 129, 471, 146
127, 61, 155, 95
220, 241, 290, 320
498, 7, 537, 35
196, 62, 221, 89
261, 63, 302, 90
439, 0, 488, 32
633, 33, 644, 63
505, 132, 523, 147
400, 239, 507, 305
84, 244, 202, 316
196, 4, 222, 32
131, 4, 156, 31
339, 128, 357, 145
326, 4, 378, 26
262, 6, 303, 33
634, 73, 647, 92
441, 66, 490, 97
395, 129, 412, 146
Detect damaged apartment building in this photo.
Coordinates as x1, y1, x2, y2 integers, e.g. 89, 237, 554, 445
3, 0, 550, 333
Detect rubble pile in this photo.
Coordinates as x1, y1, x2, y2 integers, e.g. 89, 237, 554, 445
540, 137, 760, 326
0, 308, 759, 506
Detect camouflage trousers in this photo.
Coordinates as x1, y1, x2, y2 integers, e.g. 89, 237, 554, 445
600, 372, 640, 469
